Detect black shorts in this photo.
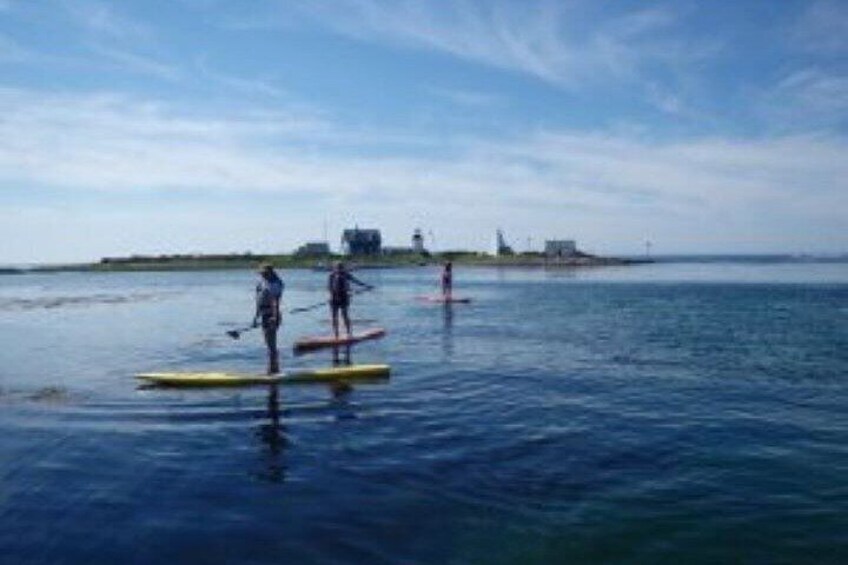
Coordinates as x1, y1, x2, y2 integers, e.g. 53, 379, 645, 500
330, 296, 349, 310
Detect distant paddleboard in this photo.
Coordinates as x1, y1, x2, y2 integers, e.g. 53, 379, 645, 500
136, 364, 390, 387
416, 296, 472, 304
293, 327, 386, 353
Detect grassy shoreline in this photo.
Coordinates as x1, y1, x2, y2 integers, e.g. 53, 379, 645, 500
12, 251, 649, 274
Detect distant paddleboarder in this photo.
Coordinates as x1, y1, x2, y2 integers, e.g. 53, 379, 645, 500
253, 263, 284, 374
441, 261, 453, 300
328, 261, 371, 339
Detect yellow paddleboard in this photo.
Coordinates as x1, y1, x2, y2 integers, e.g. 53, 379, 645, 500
135, 364, 390, 387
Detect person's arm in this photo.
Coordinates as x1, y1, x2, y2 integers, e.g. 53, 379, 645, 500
252, 286, 262, 327
347, 272, 372, 290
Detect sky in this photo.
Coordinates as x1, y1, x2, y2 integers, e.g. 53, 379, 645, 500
0, 0, 846, 263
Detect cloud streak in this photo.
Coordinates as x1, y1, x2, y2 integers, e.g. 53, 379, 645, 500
62, 0, 153, 42
426, 87, 504, 108
1, 87, 844, 246
0, 33, 32, 63
291, 1, 711, 110
195, 57, 287, 99
763, 69, 848, 130
793, 0, 848, 55
89, 44, 183, 81
1, 1, 845, 261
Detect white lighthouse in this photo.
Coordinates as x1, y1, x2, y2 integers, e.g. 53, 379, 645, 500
412, 228, 425, 253
495, 229, 514, 256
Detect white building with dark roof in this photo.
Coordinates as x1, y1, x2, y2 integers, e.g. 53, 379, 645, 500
341, 228, 382, 256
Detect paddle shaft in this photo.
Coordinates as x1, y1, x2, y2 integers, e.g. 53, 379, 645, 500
289, 286, 374, 314
227, 286, 373, 337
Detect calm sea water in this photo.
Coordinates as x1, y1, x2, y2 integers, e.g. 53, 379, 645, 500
1, 262, 846, 564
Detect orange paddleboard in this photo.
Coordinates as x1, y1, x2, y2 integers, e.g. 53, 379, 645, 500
293, 327, 386, 353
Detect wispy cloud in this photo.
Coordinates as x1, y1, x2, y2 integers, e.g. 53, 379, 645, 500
62, 0, 153, 42
2, 2, 845, 260
195, 57, 287, 99
291, 1, 712, 111
89, 44, 183, 81
1, 87, 844, 231
0, 33, 32, 63
294, 1, 575, 86
0, 88, 339, 192
426, 87, 504, 108
755, 1, 848, 132
793, 0, 848, 54
761, 68, 848, 131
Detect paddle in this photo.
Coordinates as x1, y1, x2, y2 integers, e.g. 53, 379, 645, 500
289, 286, 375, 315
226, 324, 256, 339
227, 286, 375, 337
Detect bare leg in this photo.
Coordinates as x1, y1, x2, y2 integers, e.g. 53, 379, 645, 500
342, 305, 352, 337
263, 322, 280, 375
331, 304, 340, 339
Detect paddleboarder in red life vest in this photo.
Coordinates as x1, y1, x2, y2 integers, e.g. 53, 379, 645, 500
441, 261, 453, 300
253, 263, 284, 374
328, 261, 371, 339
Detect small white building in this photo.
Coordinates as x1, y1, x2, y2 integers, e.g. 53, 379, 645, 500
295, 242, 331, 257
545, 240, 577, 258
412, 229, 425, 253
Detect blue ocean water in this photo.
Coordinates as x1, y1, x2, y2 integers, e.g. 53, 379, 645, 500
1, 262, 846, 564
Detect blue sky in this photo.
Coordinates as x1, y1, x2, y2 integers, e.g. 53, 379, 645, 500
0, 0, 846, 262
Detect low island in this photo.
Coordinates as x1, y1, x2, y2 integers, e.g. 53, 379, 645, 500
23, 249, 649, 273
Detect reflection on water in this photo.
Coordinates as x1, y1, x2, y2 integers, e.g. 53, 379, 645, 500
542, 266, 579, 279
328, 382, 357, 421
255, 384, 287, 483
442, 303, 454, 359
253, 360, 365, 482
1, 266, 846, 564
